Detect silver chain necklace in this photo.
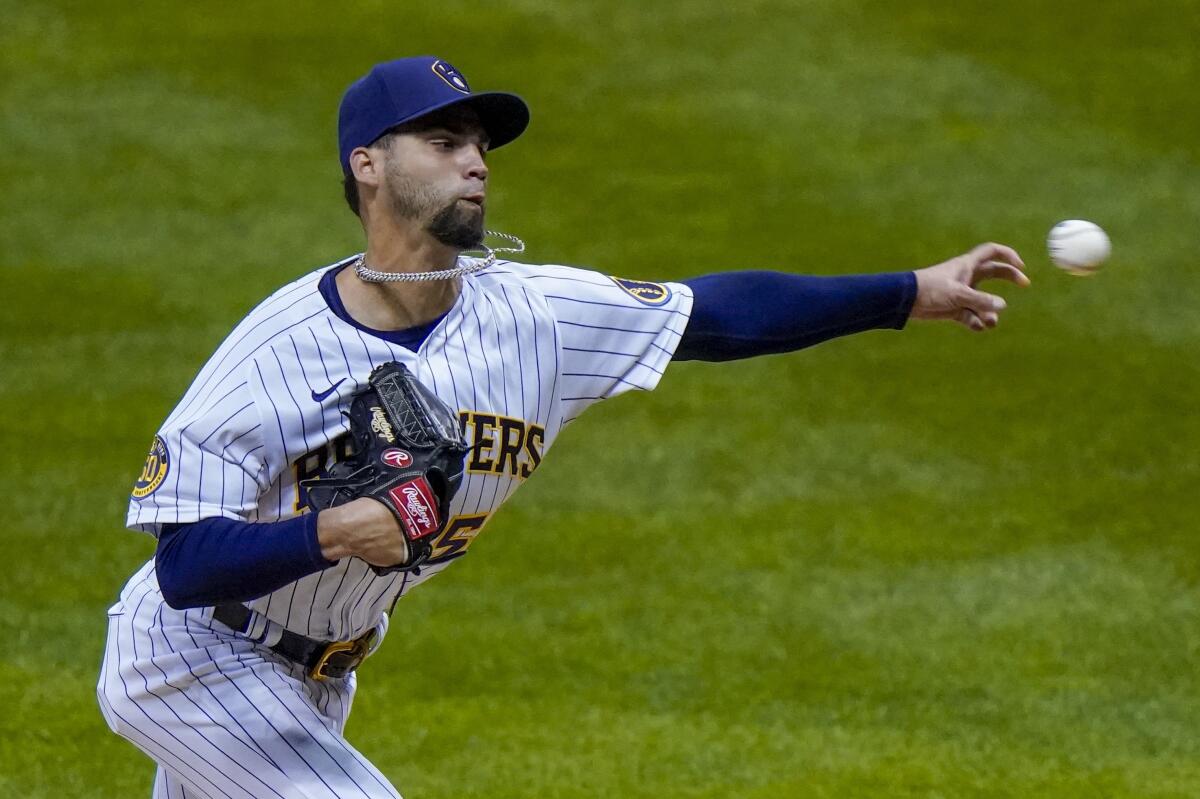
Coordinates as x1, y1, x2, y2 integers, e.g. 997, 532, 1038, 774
353, 231, 526, 283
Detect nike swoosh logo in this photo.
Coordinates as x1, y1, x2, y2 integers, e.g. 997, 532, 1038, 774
311, 379, 346, 402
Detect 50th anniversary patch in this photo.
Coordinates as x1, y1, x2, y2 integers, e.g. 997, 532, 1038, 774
609, 276, 672, 306
132, 435, 170, 500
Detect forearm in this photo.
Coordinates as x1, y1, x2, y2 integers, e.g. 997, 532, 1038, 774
155, 514, 335, 609
675, 270, 918, 361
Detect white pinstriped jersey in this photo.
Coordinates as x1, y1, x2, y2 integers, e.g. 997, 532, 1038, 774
126, 256, 693, 641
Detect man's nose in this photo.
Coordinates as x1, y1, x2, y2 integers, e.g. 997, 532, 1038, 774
465, 147, 488, 181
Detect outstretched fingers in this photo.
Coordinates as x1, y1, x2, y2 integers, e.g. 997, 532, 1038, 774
970, 242, 1025, 271
957, 309, 985, 331
975, 259, 1032, 287
959, 243, 1026, 331
967, 243, 1029, 288
961, 284, 1006, 314
956, 307, 999, 332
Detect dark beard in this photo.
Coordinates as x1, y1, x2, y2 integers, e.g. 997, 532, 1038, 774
386, 173, 484, 251
427, 200, 484, 250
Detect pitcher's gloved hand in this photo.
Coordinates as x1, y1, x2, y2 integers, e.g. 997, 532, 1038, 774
303, 362, 468, 574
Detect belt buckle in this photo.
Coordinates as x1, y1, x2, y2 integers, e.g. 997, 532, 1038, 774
309, 629, 377, 681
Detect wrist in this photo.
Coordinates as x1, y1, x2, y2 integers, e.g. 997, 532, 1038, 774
316, 507, 356, 562
900, 270, 919, 322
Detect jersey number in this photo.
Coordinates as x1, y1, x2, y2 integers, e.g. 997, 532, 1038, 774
429, 513, 489, 562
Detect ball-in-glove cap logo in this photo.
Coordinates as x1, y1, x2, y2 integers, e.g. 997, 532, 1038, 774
432, 60, 470, 93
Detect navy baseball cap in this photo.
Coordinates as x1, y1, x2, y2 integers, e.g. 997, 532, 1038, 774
338, 56, 530, 175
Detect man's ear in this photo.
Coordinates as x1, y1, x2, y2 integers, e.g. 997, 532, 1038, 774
349, 147, 382, 188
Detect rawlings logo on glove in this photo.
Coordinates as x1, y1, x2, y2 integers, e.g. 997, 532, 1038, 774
387, 478, 440, 539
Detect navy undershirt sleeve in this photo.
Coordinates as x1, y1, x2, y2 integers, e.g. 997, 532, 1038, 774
155, 514, 335, 610
675, 270, 918, 362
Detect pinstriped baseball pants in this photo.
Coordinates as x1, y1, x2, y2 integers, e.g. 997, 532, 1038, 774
96, 569, 401, 799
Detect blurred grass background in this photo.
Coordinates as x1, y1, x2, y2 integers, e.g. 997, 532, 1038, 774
2, 1, 1198, 796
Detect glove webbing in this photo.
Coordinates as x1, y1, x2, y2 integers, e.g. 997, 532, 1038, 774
371, 364, 460, 450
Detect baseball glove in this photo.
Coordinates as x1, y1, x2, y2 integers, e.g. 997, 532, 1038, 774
302, 361, 469, 574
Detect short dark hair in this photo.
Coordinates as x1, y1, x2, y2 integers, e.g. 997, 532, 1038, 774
342, 129, 402, 218
342, 172, 362, 217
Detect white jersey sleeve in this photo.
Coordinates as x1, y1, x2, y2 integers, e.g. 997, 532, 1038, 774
126, 365, 269, 536
483, 262, 693, 423
124, 268, 337, 537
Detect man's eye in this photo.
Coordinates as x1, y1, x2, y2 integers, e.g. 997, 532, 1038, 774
432, 140, 455, 150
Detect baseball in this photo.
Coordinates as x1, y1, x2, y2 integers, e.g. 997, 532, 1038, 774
1047, 219, 1110, 275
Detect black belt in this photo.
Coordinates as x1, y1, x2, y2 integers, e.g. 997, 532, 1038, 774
212, 603, 377, 681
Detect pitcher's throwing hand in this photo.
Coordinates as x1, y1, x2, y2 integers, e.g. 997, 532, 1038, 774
911, 242, 1030, 331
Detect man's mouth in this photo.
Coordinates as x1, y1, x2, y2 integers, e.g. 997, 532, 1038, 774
460, 194, 485, 207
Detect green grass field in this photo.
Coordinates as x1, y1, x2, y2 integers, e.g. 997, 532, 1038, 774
3, 1, 1199, 796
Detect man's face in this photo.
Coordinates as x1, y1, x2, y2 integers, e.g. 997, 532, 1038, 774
373, 107, 490, 249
